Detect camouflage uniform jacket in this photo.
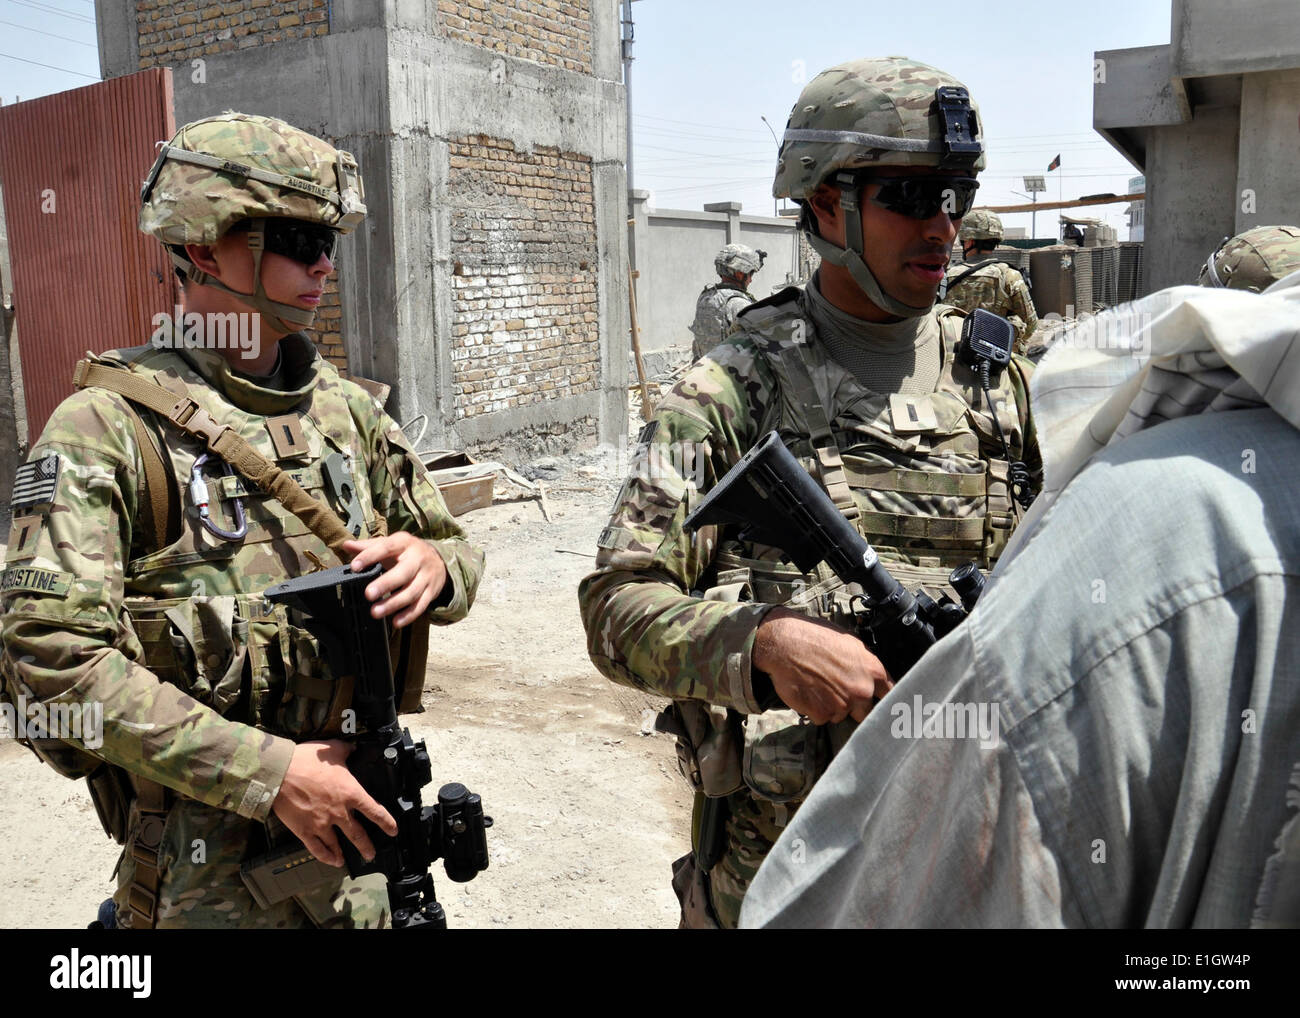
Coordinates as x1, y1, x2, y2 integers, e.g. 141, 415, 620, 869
690, 283, 756, 361
943, 260, 1038, 354
0, 332, 484, 823
580, 284, 1038, 730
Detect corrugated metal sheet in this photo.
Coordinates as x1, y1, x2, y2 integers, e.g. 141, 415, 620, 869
0, 68, 176, 440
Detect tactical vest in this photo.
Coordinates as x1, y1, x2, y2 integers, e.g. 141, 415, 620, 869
690, 284, 754, 353
107, 340, 433, 739
10, 339, 430, 831
697, 296, 1030, 807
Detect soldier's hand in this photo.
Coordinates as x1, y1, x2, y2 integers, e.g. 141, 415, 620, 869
753, 608, 889, 725
342, 532, 448, 628
272, 740, 399, 867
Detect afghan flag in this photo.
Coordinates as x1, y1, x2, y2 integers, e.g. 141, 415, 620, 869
1047, 154, 1061, 171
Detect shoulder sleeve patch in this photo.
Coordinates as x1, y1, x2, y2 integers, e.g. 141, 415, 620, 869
11, 454, 62, 514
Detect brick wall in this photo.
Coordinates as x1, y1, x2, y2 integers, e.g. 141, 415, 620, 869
447, 134, 599, 420
313, 270, 345, 373
436, 0, 592, 74
135, 0, 329, 68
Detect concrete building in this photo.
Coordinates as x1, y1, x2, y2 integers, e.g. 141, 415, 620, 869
95, 0, 629, 454
1094, 0, 1300, 292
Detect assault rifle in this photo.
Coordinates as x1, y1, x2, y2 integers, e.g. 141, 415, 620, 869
682, 431, 986, 681
244, 563, 491, 930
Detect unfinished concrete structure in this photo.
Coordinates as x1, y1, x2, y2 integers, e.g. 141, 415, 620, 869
95, 0, 629, 453
1094, 0, 1300, 293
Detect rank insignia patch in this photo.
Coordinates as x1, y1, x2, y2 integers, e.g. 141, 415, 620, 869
11, 454, 62, 513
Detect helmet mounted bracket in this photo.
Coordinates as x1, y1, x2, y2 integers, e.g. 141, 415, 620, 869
934, 86, 982, 172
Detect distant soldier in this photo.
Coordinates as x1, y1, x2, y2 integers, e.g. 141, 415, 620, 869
689, 244, 766, 360
1198, 224, 1300, 291
942, 209, 1038, 354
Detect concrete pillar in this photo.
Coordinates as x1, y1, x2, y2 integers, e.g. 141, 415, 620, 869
93, 0, 136, 79
0, 168, 26, 531
1235, 69, 1300, 233
597, 164, 631, 445
1143, 105, 1240, 292
705, 201, 743, 244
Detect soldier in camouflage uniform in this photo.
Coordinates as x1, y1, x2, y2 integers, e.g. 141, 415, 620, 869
1198, 224, 1300, 291
579, 58, 1039, 928
689, 244, 766, 361
0, 113, 484, 929
942, 209, 1037, 354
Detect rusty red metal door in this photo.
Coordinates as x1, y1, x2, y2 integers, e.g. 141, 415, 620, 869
0, 68, 176, 440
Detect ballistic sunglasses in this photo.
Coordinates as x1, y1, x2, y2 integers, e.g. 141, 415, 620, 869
231, 219, 339, 265
862, 175, 981, 221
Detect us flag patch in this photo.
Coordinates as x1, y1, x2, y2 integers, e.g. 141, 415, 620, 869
11, 453, 62, 513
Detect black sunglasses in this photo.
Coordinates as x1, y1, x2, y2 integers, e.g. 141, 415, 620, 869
863, 175, 981, 221
235, 219, 338, 265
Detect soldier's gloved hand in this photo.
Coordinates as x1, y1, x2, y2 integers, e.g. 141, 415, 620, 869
272, 739, 399, 867
342, 532, 449, 628
753, 608, 888, 725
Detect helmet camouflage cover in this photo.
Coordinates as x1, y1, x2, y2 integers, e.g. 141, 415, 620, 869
715, 243, 765, 277
959, 209, 1003, 242
772, 56, 985, 201
1199, 225, 1300, 292
771, 57, 983, 319
139, 111, 366, 245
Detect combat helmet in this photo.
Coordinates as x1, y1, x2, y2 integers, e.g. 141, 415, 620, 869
959, 209, 1003, 243
139, 111, 367, 334
773, 57, 984, 318
715, 243, 766, 279
1198, 225, 1300, 293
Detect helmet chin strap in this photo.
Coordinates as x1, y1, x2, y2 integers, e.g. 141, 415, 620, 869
170, 220, 318, 335
802, 187, 934, 320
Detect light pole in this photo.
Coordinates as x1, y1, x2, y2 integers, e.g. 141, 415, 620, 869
1023, 175, 1046, 238
760, 115, 781, 218
621, 0, 635, 194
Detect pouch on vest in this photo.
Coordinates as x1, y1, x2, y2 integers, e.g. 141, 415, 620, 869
741, 709, 827, 803
657, 700, 743, 798
652, 572, 754, 796
86, 762, 135, 845
124, 595, 249, 715
260, 604, 354, 739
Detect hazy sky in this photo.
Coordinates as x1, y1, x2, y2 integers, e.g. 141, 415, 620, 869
627, 0, 1174, 237
0, 0, 1176, 238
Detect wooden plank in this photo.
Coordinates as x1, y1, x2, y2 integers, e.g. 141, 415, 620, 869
976, 192, 1145, 214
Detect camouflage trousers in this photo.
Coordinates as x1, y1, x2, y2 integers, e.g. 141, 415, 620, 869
113, 798, 389, 929
673, 789, 795, 930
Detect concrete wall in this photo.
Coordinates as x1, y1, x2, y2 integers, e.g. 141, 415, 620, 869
629, 191, 799, 358
96, 0, 629, 455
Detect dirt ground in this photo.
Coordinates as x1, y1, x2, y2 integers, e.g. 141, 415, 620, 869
0, 433, 694, 929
